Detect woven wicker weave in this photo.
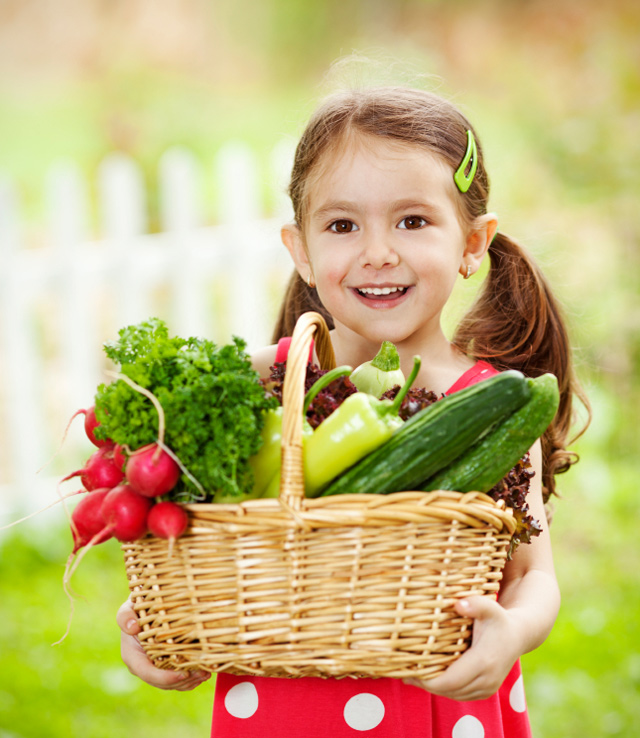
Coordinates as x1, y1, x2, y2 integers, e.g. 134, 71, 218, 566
123, 312, 516, 679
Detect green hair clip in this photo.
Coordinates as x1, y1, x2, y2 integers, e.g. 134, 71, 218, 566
454, 130, 478, 194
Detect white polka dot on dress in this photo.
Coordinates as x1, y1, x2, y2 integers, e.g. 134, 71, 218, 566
452, 714, 485, 738
343, 693, 385, 731
224, 681, 259, 719
509, 674, 527, 713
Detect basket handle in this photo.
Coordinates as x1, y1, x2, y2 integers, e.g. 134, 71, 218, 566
279, 312, 335, 508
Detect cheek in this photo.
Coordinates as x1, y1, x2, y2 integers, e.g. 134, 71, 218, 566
313, 257, 349, 311
313, 250, 348, 285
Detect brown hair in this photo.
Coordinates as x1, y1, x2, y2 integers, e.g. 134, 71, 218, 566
272, 86, 590, 500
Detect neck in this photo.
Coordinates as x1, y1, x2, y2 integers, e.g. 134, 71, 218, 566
329, 324, 474, 395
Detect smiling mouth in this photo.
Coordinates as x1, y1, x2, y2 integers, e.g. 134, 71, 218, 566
356, 286, 409, 299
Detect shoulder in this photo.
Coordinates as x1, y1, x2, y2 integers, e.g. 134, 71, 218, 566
447, 360, 499, 394
251, 344, 278, 379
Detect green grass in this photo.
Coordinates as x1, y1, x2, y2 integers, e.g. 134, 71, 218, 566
1, 416, 638, 737
0, 514, 215, 738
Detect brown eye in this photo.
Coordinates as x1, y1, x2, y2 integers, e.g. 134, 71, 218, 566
398, 216, 427, 230
330, 219, 358, 233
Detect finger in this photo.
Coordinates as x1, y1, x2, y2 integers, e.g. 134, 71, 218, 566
171, 671, 213, 692
116, 598, 140, 635
410, 646, 489, 697
121, 632, 212, 691
454, 595, 500, 622
120, 633, 185, 689
403, 664, 473, 695
407, 671, 493, 702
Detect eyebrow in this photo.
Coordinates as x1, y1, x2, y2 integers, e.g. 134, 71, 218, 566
311, 199, 442, 221
310, 201, 357, 221
390, 199, 442, 216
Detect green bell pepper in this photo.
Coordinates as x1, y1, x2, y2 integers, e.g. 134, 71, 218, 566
247, 405, 286, 498
260, 418, 315, 498
304, 356, 421, 496
247, 365, 353, 499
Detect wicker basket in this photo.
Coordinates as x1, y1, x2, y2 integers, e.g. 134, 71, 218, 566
123, 312, 516, 680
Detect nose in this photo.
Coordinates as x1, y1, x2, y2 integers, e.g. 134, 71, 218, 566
358, 229, 400, 270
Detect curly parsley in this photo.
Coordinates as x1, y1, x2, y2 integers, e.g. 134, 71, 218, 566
94, 318, 277, 502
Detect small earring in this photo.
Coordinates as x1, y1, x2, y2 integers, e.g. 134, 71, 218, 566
464, 264, 472, 280
307, 273, 315, 288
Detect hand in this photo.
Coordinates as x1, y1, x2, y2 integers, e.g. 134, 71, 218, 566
404, 444, 560, 702
403, 597, 520, 701
117, 599, 212, 691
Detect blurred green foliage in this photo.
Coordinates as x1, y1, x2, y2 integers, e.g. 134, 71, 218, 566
523, 431, 640, 736
1, 0, 639, 736
0, 520, 215, 737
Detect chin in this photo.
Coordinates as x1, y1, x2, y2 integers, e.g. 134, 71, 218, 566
349, 319, 412, 348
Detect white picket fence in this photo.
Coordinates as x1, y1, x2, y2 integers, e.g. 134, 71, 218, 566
0, 141, 296, 524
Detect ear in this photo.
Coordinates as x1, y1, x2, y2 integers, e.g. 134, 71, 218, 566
281, 223, 312, 280
460, 212, 498, 278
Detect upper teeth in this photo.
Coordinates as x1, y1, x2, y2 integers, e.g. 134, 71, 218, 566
359, 286, 402, 295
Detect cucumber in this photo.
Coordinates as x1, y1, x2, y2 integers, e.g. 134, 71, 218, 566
420, 373, 559, 494
320, 370, 531, 496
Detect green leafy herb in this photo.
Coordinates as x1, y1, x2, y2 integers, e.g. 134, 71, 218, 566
93, 318, 277, 502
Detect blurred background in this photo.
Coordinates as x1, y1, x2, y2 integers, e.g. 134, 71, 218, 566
0, 0, 638, 736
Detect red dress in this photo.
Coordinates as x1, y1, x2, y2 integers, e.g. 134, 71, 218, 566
210, 359, 533, 738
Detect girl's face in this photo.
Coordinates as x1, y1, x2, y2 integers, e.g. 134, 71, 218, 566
283, 135, 495, 353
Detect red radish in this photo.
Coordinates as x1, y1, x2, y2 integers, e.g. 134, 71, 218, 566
69, 406, 112, 447
100, 484, 152, 542
70, 488, 113, 553
84, 406, 110, 447
148, 501, 189, 542
125, 443, 181, 497
62, 445, 125, 491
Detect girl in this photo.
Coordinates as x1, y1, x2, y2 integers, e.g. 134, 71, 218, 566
118, 86, 588, 737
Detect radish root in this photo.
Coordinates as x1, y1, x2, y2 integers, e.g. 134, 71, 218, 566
156, 440, 205, 499
52, 553, 77, 646
37, 408, 87, 475
53, 525, 115, 646
0, 488, 82, 531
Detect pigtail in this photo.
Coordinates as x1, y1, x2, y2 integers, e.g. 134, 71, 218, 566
272, 270, 334, 342
452, 232, 591, 502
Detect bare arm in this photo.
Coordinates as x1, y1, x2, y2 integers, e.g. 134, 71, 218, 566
404, 440, 560, 701
251, 344, 278, 377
